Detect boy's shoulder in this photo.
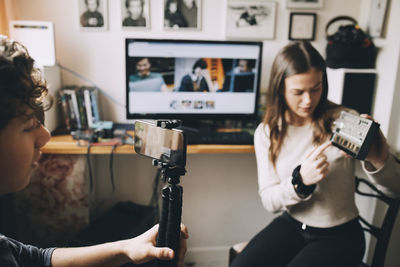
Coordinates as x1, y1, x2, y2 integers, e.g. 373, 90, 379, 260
0, 235, 23, 267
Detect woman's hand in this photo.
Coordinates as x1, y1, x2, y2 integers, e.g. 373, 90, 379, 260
361, 114, 389, 170
300, 141, 331, 185
122, 224, 189, 267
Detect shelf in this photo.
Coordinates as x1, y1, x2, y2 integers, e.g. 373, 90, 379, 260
42, 135, 255, 155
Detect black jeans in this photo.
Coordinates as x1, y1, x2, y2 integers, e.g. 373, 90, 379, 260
230, 212, 365, 267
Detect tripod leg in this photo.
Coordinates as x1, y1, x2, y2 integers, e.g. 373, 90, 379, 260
155, 185, 183, 267
156, 186, 170, 248
155, 186, 176, 267
166, 185, 183, 263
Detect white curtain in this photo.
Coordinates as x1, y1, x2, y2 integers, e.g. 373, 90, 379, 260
0, 0, 16, 36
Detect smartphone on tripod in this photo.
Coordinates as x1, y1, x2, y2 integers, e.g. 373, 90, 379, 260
134, 120, 186, 168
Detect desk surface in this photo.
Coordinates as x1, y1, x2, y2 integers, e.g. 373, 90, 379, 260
42, 135, 255, 154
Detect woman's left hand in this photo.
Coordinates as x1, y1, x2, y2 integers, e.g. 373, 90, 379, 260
362, 114, 389, 170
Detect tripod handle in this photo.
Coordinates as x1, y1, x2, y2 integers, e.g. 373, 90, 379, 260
166, 185, 183, 252
155, 185, 183, 267
156, 187, 170, 247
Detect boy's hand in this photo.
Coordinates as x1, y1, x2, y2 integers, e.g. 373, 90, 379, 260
123, 224, 189, 266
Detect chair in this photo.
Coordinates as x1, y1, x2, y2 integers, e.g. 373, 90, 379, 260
355, 177, 400, 267
228, 177, 400, 267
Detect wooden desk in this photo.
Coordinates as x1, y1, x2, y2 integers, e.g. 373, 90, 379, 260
42, 135, 255, 155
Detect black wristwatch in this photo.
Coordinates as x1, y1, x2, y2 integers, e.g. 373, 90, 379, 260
291, 165, 316, 198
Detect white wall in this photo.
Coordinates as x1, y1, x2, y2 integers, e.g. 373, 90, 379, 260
11, 0, 364, 123
10, 0, 400, 266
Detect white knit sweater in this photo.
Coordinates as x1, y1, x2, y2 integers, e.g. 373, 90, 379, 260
254, 122, 400, 228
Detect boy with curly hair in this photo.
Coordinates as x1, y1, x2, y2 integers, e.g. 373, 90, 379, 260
0, 36, 188, 267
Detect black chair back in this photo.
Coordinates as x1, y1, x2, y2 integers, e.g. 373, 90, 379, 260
356, 177, 400, 267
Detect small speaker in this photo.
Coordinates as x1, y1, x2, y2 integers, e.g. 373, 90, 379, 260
327, 68, 376, 114
342, 73, 376, 114
330, 111, 379, 160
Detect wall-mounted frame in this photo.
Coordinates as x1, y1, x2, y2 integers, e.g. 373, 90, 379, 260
226, 0, 277, 40
78, 0, 108, 31
289, 12, 316, 41
121, 0, 150, 29
163, 0, 202, 30
367, 0, 389, 37
286, 0, 323, 9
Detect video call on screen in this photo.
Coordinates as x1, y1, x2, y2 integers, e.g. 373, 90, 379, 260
126, 39, 262, 116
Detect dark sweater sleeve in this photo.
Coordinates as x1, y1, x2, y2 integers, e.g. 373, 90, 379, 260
179, 75, 193, 91
0, 235, 55, 267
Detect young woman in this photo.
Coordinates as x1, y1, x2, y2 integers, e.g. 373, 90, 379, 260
230, 41, 400, 267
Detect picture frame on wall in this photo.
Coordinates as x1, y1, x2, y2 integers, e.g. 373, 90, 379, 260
288, 12, 316, 41
286, 0, 323, 9
78, 0, 108, 31
226, 0, 277, 40
163, 0, 202, 30
121, 0, 150, 29
367, 0, 389, 37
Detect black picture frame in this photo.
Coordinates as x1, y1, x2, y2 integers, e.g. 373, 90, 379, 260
288, 12, 316, 41
286, 0, 323, 9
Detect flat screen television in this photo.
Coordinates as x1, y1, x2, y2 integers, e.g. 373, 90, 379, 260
125, 39, 263, 124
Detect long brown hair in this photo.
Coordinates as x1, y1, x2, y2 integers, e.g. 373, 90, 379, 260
263, 41, 339, 166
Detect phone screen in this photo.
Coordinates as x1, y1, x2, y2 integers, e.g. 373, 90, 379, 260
134, 120, 186, 167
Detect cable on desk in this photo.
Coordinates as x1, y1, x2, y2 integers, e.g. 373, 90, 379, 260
109, 144, 118, 195
86, 142, 94, 193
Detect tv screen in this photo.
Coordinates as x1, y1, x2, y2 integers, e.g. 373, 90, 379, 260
125, 39, 262, 121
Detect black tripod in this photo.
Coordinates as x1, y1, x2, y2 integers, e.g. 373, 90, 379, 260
153, 120, 186, 267
153, 162, 185, 267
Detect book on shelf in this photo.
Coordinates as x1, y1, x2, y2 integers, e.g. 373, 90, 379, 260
76, 88, 88, 129
89, 89, 100, 123
62, 86, 81, 129
59, 92, 71, 130
60, 88, 78, 130
83, 88, 93, 128
59, 85, 101, 131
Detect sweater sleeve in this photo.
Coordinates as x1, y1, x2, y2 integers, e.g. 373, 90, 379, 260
0, 235, 55, 267
361, 153, 400, 197
254, 124, 312, 213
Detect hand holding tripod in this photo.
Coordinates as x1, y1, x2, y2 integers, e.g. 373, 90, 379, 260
134, 119, 187, 267
153, 161, 186, 267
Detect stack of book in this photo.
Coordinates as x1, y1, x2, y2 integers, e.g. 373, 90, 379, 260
59, 86, 100, 130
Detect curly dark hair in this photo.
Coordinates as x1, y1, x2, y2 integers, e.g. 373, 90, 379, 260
0, 37, 50, 130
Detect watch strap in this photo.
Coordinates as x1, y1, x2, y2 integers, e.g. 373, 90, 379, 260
291, 165, 316, 198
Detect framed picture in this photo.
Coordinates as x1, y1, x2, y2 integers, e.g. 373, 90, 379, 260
163, 0, 202, 30
121, 0, 150, 29
78, 0, 108, 31
226, 0, 277, 40
289, 12, 316, 41
367, 0, 389, 37
286, 0, 323, 9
